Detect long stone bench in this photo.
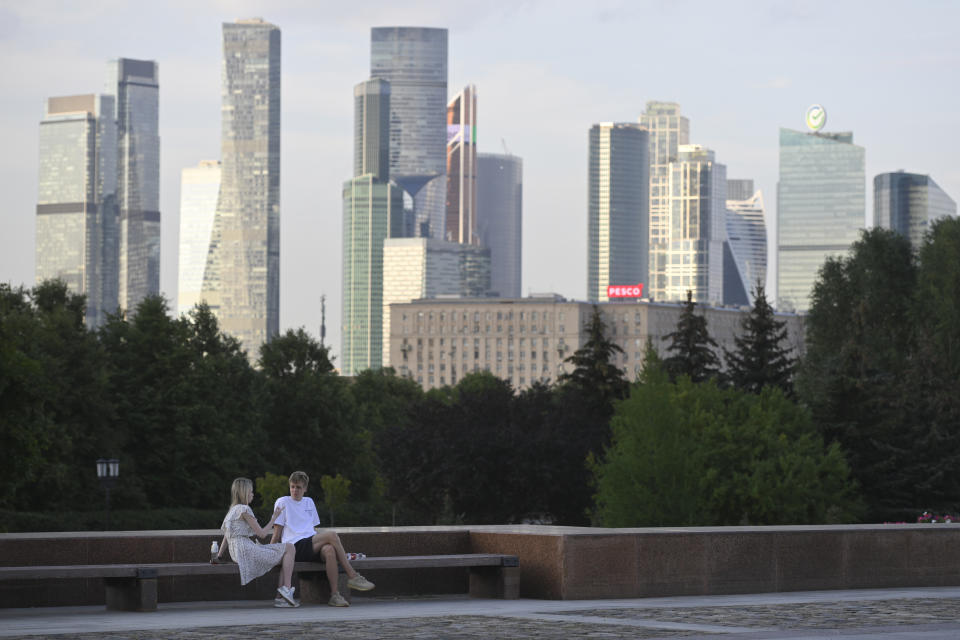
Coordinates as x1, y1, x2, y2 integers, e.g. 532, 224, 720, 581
0, 554, 520, 611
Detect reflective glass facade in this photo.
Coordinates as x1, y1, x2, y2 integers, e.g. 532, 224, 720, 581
202, 19, 281, 358
445, 85, 478, 244
777, 128, 865, 312
874, 171, 957, 248
476, 152, 522, 298
370, 27, 448, 239
640, 101, 689, 300
354, 79, 390, 182
725, 189, 767, 304
36, 94, 118, 327
177, 160, 221, 316
106, 58, 160, 313
587, 122, 649, 302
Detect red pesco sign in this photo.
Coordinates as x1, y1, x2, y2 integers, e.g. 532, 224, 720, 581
607, 284, 644, 298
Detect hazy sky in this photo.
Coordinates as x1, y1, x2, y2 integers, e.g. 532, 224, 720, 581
2, 0, 958, 364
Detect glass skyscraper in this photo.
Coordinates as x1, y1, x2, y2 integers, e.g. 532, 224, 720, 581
445, 85, 478, 245
875, 171, 957, 248
105, 58, 160, 314
587, 122, 649, 302
777, 128, 866, 312
36, 94, 118, 327
640, 101, 689, 301
370, 27, 448, 239
476, 152, 522, 298
725, 189, 767, 305
202, 19, 281, 358
177, 160, 221, 316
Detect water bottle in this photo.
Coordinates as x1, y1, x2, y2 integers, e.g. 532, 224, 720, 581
210, 540, 219, 562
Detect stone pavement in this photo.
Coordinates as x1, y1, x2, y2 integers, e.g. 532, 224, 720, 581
1, 587, 959, 639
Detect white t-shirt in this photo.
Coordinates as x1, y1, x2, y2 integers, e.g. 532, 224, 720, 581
274, 495, 320, 544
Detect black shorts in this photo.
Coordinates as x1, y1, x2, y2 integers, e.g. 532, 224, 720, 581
294, 536, 318, 561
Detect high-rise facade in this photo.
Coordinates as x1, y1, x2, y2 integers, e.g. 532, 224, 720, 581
875, 171, 957, 248
476, 152, 522, 298
370, 27, 448, 239
587, 122, 649, 303
105, 58, 160, 314
662, 144, 727, 304
726, 179, 755, 202
725, 189, 767, 305
177, 160, 221, 316
777, 128, 865, 312
446, 85, 478, 244
640, 101, 690, 300
202, 19, 281, 357
36, 94, 118, 327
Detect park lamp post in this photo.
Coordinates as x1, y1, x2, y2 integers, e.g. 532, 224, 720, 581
96, 458, 119, 531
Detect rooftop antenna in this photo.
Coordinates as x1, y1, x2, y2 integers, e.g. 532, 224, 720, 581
320, 294, 326, 347
501, 137, 510, 156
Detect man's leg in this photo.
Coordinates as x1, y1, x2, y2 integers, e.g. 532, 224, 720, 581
311, 530, 359, 579
320, 544, 338, 593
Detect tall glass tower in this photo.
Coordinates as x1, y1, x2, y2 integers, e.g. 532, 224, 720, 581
477, 152, 522, 298
202, 19, 281, 358
777, 128, 866, 312
587, 122, 649, 302
640, 101, 689, 300
875, 171, 957, 248
36, 94, 118, 327
105, 58, 160, 314
370, 27, 448, 239
177, 160, 221, 316
446, 85, 478, 244
725, 189, 767, 305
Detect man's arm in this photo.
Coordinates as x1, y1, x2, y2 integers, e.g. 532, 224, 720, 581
271, 523, 283, 544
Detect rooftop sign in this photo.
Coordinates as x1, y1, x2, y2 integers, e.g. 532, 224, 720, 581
607, 284, 644, 299
805, 104, 826, 131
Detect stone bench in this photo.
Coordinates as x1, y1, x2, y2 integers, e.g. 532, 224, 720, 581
0, 553, 520, 611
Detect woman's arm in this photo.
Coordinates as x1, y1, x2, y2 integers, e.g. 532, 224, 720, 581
240, 505, 284, 539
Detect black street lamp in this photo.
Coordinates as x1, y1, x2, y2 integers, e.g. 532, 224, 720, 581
96, 458, 119, 531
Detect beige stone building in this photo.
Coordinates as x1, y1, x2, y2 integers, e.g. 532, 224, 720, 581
385, 295, 804, 391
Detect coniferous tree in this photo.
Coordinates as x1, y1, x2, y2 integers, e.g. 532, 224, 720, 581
724, 284, 795, 395
662, 290, 720, 383
558, 305, 628, 401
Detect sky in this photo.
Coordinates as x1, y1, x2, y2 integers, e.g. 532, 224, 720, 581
2, 0, 958, 364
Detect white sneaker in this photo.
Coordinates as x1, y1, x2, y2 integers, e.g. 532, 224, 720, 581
277, 586, 299, 607
274, 596, 300, 607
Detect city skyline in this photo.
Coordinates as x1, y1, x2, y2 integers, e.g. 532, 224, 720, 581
2, 1, 958, 364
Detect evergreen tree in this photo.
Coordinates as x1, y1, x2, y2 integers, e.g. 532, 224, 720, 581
662, 290, 720, 383
724, 284, 795, 395
558, 305, 627, 401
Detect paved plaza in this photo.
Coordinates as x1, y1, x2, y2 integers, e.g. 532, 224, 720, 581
1, 587, 958, 639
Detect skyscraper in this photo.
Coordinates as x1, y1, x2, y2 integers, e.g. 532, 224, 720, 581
177, 160, 221, 317
587, 122, 649, 303
446, 85, 478, 244
726, 179, 755, 201
36, 94, 118, 327
640, 101, 690, 301
341, 78, 405, 375
875, 171, 957, 248
370, 27, 448, 239
725, 189, 767, 305
662, 144, 727, 304
476, 152, 522, 298
105, 58, 160, 314
202, 19, 281, 357
777, 128, 866, 312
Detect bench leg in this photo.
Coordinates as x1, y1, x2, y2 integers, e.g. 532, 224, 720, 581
298, 571, 350, 604
104, 576, 158, 612
469, 566, 519, 599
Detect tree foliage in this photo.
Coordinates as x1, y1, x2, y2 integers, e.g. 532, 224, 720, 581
662, 291, 721, 383
724, 284, 796, 395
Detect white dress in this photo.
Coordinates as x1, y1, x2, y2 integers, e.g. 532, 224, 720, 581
221, 504, 287, 585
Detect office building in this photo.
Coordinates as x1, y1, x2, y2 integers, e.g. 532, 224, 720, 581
202, 19, 281, 357
726, 179, 754, 201
385, 295, 804, 391
777, 128, 865, 312
36, 94, 118, 327
370, 27, 448, 239
640, 101, 690, 300
476, 152, 522, 298
875, 171, 957, 248
587, 122, 649, 303
177, 160, 221, 316
381, 237, 491, 366
105, 58, 160, 313
446, 85, 478, 244
725, 189, 767, 305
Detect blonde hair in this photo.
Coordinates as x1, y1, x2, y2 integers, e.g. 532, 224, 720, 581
230, 477, 253, 507
289, 471, 309, 487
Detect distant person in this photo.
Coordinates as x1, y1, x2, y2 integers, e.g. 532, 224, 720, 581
215, 477, 299, 607
271, 470, 374, 607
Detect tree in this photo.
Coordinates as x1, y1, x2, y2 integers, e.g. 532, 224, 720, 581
724, 284, 796, 395
559, 305, 627, 402
662, 290, 720, 383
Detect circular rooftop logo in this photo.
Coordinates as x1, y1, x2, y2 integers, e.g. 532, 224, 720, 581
805, 104, 826, 131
